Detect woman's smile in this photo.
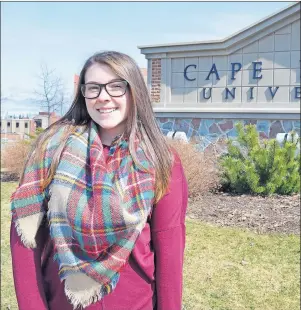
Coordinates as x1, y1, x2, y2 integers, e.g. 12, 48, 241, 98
96, 107, 119, 114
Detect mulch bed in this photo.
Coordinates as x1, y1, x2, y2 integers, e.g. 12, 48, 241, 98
188, 192, 300, 235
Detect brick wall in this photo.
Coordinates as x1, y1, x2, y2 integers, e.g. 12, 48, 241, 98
151, 59, 161, 103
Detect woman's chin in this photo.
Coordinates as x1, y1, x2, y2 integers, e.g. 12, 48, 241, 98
97, 120, 126, 133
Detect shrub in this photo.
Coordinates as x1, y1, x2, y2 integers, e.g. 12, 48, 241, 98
1, 129, 44, 178
167, 139, 220, 198
219, 123, 300, 195
1, 140, 31, 178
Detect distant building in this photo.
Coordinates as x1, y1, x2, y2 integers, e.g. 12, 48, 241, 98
0, 117, 35, 135
33, 112, 61, 129
0, 117, 36, 143
0, 112, 60, 145
74, 74, 80, 97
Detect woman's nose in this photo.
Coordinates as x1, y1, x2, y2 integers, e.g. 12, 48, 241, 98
96, 87, 111, 101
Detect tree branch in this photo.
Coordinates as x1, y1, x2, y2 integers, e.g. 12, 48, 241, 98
33, 63, 69, 124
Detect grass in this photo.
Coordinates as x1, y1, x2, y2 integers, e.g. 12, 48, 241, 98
183, 221, 300, 310
1, 183, 300, 310
1, 183, 19, 310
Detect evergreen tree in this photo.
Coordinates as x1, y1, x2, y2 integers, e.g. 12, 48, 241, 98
219, 123, 300, 195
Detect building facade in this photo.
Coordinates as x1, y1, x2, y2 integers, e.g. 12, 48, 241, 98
0, 117, 36, 143
138, 3, 300, 150
0, 118, 34, 135
0, 112, 60, 146
33, 112, 61, 130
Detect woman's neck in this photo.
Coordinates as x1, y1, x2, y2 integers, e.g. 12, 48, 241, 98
99, 126, 125, 146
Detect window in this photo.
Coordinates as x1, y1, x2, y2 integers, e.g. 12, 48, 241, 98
16, 122, 19, 128
7, 122, 10, 127
35, 120, 42, 128
25, 122, 28, 128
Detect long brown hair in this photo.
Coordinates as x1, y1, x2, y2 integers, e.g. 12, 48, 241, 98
22, 51, 173, 203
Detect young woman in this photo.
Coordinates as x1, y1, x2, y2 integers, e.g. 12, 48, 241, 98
10, 51, 188, 310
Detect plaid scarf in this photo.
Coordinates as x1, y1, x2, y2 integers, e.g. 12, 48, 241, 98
11, 121, 156, 309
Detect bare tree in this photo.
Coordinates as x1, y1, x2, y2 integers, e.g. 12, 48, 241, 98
54, 90, 71, 116
34, 64, 68, 124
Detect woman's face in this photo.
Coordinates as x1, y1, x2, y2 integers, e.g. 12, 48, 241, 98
84, 63, 131, 140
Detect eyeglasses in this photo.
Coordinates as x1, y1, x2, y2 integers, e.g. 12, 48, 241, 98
81, 80, 128, 99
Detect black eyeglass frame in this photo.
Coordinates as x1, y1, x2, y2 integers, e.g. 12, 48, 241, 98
80, 80, 129, 99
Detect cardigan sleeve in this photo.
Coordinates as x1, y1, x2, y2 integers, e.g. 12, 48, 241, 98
151, 152, 188, 310
10, 220, 49, 310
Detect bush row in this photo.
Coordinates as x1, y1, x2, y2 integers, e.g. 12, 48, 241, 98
1, 124, 300, 197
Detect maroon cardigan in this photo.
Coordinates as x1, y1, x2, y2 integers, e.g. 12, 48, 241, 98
10, 147, 188, 310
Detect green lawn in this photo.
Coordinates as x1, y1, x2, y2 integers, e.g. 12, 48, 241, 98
183, 221, 300, 310
1, 183, 300, 310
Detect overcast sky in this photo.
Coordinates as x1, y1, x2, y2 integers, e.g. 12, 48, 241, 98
1, 1, 295, 115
